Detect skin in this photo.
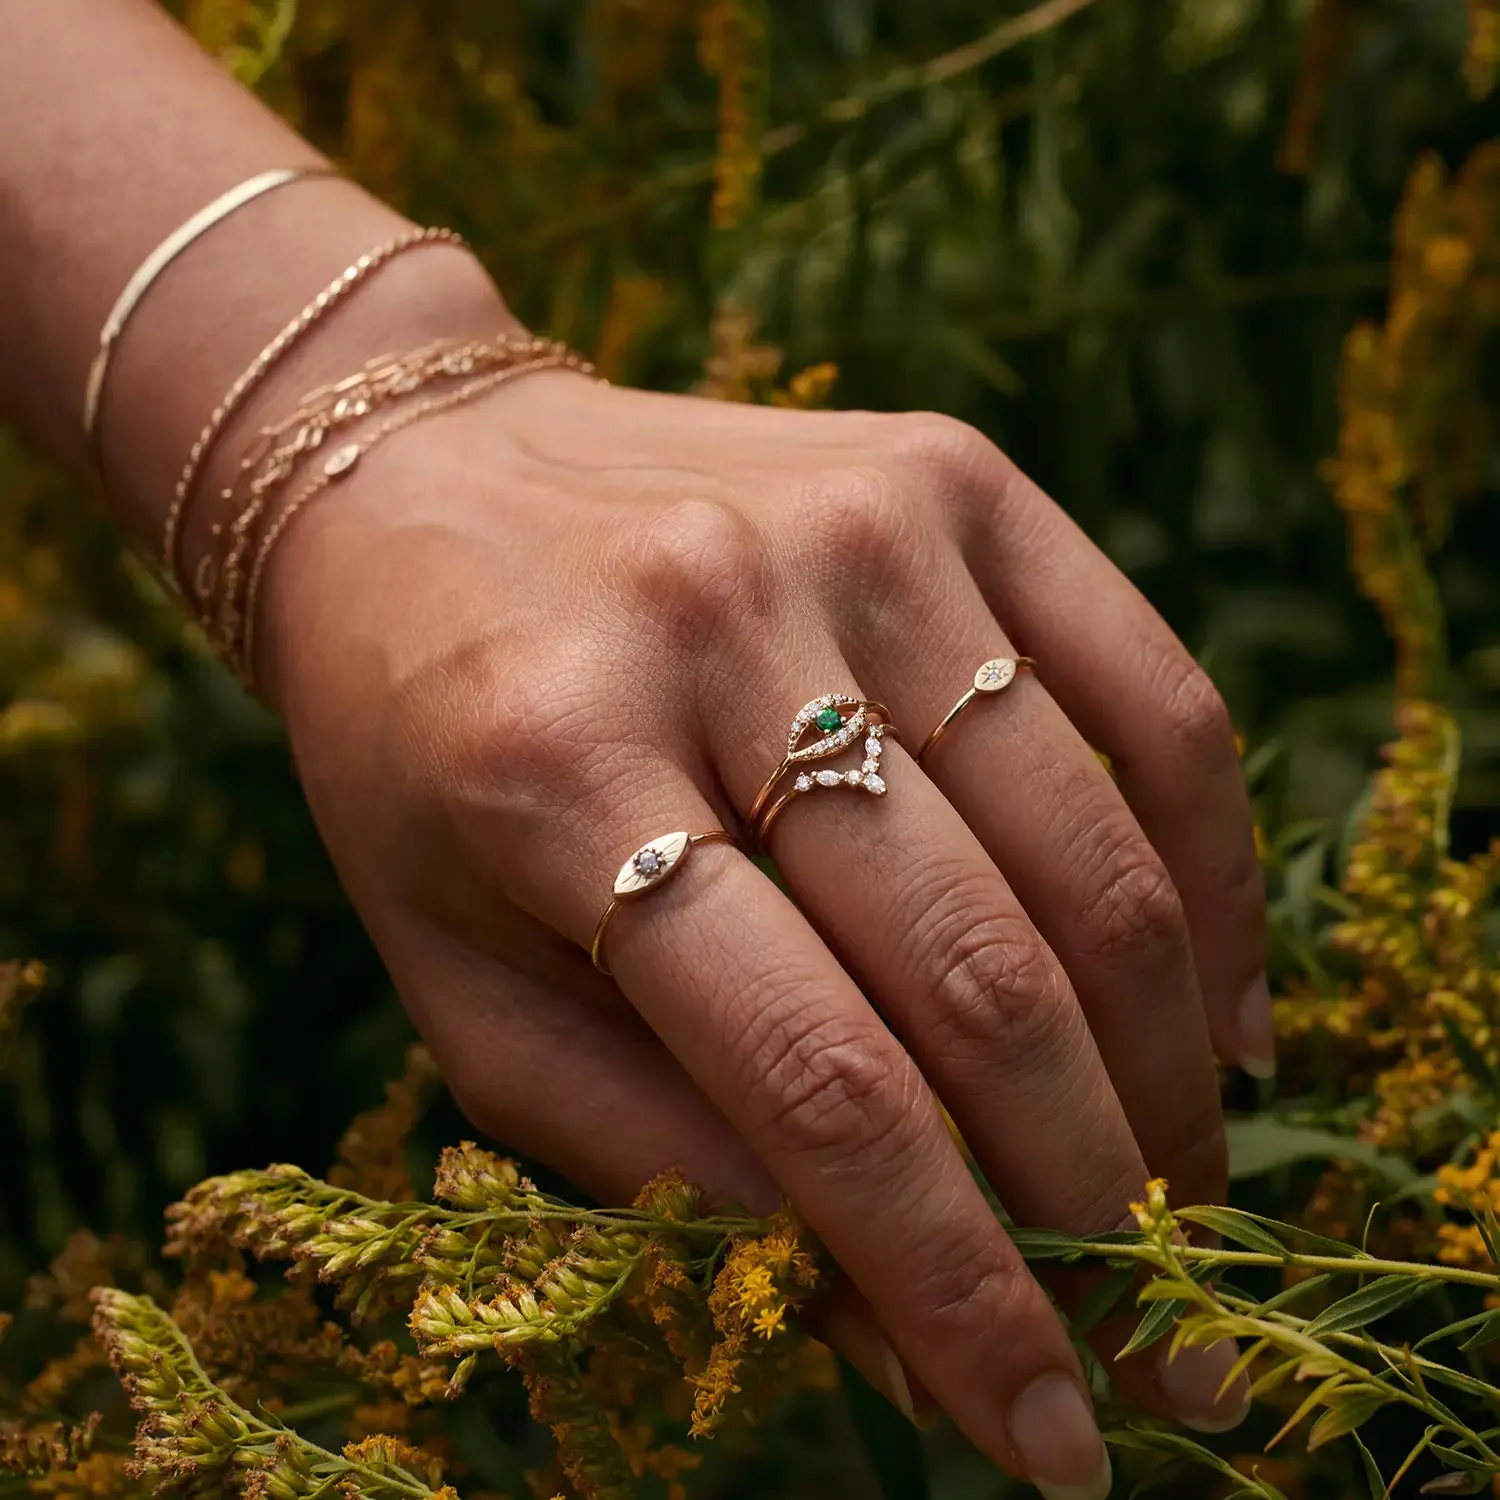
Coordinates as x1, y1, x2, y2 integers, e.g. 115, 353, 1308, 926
0, 3, 1274, 1495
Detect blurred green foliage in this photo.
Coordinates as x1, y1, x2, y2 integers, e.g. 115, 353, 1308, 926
3, 0, 1500, 1494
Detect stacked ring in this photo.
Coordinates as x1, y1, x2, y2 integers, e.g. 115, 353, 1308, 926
747, 692, 900, 846
916, 657, 1036, 767
591, 829, 735, 974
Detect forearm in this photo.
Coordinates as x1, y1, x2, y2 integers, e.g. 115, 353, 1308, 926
0, 0, 514, 551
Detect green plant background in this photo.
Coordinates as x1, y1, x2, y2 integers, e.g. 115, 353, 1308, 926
3, 1, 1499, 1495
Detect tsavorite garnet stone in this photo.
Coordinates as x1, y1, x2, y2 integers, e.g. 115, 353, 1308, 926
815, 707, 843, 733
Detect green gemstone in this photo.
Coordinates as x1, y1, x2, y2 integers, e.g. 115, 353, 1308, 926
816, 707, 843, 733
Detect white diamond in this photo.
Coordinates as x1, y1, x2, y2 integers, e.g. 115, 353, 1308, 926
865, 736, 881, 756
815, 770, 842, 787
634, 848, 663, 876
845, 769, 862, 785
794, 774, 812, 792
863, 773, 886, 796
861, 760, 878, 776
323, 443, 362, 477
975, 657, 1018, 693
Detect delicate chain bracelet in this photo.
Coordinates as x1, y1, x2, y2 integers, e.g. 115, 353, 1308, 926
160, 224, 468, 592
193, 336, 552, 635
83, 165, 338, 460
233, 344, 594, 687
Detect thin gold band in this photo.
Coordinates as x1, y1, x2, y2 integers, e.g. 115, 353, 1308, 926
591, 830, 735, 975
754, 718, 900, 845
916, 656, 1037, 767
83, 165, 338, 457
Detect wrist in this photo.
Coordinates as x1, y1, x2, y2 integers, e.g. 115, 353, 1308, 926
100, 174, 522, 551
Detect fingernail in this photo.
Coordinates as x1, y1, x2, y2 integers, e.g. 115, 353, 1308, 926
1237, 974, 1276, 1079
824, 1307, 939, 1430
1157, 1338, 1251, 1434
1008, 1373, 1112, 1500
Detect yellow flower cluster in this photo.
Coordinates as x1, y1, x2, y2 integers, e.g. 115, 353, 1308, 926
1435, 1130, 1500, 1268
697, 0, 767, 233
1468, 0, 1500, 98
0, 960, 46, 1048
1277, 700, 1500, 1166
689, 1216, 820, 1438
696, 302, 841, 408
1322, 146, 1500, 697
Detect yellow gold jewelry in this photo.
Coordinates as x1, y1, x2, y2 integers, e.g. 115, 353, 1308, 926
197, 334, 583, 654
84, 164, 339, 457
590, 830, 736, 974
916, 657, 1036, 767
235, 345, 590, 685
160, 224, 468, 592
748, 693, 900, 846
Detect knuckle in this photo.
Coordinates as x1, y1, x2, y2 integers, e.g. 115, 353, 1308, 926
626, 496, 773, 636
1160, 662, 1236, 767
1076, 843, 1189, 968
921, 903, 1074, 1071
906, 1237, 1029, 1336
883, 411, 1005, 495
801, 465, 922, 579
741, 1007, 911, 1168
471, 668, 597, 795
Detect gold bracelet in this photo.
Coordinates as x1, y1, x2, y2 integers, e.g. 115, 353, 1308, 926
83, 165, 339, 461
233, 344, 595, 687
194, 336, 567, 645
159, 225, 469, 594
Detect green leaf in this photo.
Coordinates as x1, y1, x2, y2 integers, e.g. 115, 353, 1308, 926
1212, 1203, 1373, 1259
1282, 835, 1329, 939
1352, 1431, 1387, 1500
1461, 1309, 1500, 1351
1009, 1227, 1096, 1262
1177, 1205, 1290, 1258
1225, 1117, 1417, 1190
1420, 1475, 1490, 1495
1255, 1273, 1333, 1316
1302, 1275, 1438, 1336
1426, 1444, 1494, 1474
1306, 1387, 1390, 1449
1440, 1014, 1500, 1095
1107, 1428, 1287, 1497
1119, 1294, 1188, 1357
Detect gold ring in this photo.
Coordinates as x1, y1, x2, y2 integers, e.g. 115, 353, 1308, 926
916, 657, 1036, 767
591, 830, 735, 974
748, 693, 900, 847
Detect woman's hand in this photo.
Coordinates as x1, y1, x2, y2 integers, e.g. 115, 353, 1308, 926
256, 368, 1266, 1496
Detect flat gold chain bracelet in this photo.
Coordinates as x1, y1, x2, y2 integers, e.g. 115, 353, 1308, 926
160, 224, 467, 593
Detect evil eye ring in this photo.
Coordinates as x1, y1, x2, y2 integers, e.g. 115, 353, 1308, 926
590, 830, 737, 974
747, 693, 900, 848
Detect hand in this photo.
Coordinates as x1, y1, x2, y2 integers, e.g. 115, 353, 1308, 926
257, 365, 1265, 1495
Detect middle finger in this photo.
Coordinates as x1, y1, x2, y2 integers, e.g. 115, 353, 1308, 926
707, 654, 1241, 1424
